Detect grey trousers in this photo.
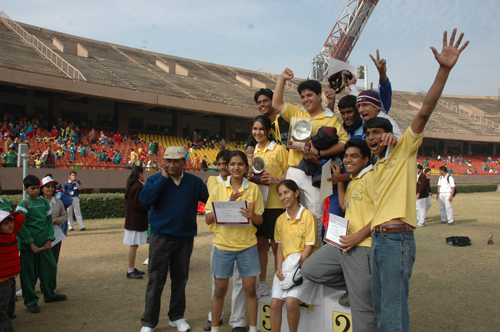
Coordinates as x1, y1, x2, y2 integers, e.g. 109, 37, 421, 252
302, 244, 376, 332
141, 234, 194, 328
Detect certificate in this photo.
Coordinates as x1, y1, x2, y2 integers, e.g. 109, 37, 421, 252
324, 214, 349, 249
320, 160, 333, 201
212, 201, 250, 227
257, 184, 269, 208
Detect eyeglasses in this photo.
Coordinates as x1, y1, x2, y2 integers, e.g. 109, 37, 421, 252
256, 98, 271, 105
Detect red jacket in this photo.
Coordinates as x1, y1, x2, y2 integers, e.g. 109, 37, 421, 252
0, 212, 24, 282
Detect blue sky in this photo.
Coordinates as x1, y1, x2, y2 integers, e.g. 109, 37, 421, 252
3, 0, 499, 96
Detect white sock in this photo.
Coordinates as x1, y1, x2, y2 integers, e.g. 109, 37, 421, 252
250, 325, 258, 332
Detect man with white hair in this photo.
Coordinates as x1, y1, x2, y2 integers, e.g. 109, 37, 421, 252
139, 146, 209, 332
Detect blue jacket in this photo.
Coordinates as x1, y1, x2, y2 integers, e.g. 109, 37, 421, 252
140, 172, 208, 241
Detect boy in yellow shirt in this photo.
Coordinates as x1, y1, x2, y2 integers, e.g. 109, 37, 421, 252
272, 70, 349, 237
364, 30, 468, 331
302, 139, 376, 331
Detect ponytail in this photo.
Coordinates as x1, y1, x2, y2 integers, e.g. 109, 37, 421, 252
125, 166, 144, 199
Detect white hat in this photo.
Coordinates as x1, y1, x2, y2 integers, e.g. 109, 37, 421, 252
163, 146, 186, 159
40, 176, 58, 187
0, 210, 16, 223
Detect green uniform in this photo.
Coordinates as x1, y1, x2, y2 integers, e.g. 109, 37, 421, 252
4, 151, 17, 167
0, 196, 12, 212
16, 197, 58, 306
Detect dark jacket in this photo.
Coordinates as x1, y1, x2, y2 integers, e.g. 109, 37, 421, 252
416, 172, 430, 199
124, 180, 149, 231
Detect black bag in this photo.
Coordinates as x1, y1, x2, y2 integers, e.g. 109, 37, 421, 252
446, 236, 471, 246
447, 175, 457, 197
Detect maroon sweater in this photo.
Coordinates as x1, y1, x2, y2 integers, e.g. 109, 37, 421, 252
124, 181, 149, 232
0, 212, 24, 282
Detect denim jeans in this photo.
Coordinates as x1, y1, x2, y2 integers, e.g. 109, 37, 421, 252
371, 231, 416, 332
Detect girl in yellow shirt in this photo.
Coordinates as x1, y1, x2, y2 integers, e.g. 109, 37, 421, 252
205, 150, 265, 332
271, 180, 320, 332
251, 115, 289, 297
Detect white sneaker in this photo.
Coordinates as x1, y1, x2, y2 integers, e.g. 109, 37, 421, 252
140, 327, 154, 332
169, 318, 190, 332
16, 289, 22, 297
256, 281, 270, 298
143, 258, 149, 265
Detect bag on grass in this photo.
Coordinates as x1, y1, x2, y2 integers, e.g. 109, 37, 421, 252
446, 236, 471, 246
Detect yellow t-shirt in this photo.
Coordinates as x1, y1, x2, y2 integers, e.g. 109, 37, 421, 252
205, 177, 265, 251
274, 205, 319, 259
253, 141, 289, 209
280, 103, 349, 167
372, 127, 424, 229
344, 165, 375, 247
206, 174, 224, 233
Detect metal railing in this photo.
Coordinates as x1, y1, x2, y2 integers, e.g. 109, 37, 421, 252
256, 68, 330, 107
0, 11, 86, 81
437, 99, 500, 131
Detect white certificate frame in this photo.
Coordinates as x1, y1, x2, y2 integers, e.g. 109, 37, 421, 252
324, 214, 349, 249
212, 201, 251, 227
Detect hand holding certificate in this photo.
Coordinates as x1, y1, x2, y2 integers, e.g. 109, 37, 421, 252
324, 214, 349, 249
212, 201, 251, 227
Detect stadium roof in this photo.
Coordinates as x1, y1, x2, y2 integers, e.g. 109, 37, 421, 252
0, 16, 499, 142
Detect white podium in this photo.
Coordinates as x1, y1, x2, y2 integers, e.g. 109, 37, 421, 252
257, 286, 352, 332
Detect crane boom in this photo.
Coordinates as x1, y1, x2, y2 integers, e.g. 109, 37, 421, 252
309, 0, 379, 81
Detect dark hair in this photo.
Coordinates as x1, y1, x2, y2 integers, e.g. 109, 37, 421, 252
253, 115, 272, 132
439, 166, 448, 172
297, 80, 322, 95
69, 171, 77, 175
344, 139, 371, 159
125, 166, 144, 199
425, 168, 431, 173
40, 181, 57, 197
44, 173, 53, 178
363, 117, 393, 134
277, 179, 301, 201
338, 95, 357, 110
227, 150, 248, 168
254, 88, 274, 103
216, 149, 231, 162
23, 174, 40, 188
417, 164, 423, 170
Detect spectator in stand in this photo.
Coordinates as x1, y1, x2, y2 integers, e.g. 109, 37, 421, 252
201, 156, 208, 172
487, 156, 492, 163
221, 138, 226, 150
114, 131, 122, 144
64, 171, 87, 231
474, 167, 478, 174
495, 169, 499, 174
98, 151, 107, 162
489, 168, 494, 174
193, 153, 200, 169
79, 145, 87, 159
124, 166, 149, 280
42, 146, 56, 169
449, 167, 454, 174
114, 151, 123, 165
88, 129, 98, 151
51, 126, 58, 138
56, 147, 65, 160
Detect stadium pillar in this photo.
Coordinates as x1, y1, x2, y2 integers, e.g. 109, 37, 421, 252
172, 110, 183, 137
49, 95, 61, 124
219, 116, 230, 140
116, 102, 130, 133
493, 144, 497, 156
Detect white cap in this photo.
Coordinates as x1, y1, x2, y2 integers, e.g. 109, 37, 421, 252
40, 176, 58, 187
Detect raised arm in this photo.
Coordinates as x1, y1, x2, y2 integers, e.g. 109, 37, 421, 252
411, 29, 469, 134
272, 68, 294, 113
370, 49, 392, 113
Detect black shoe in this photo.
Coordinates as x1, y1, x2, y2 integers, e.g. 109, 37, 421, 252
232, 327, 246, 332
448, 222, 454, 226
80, 227, 88, 231
203, 319, 223, 331
45, 294, 67, 303
126, 271, 143, 279
134, 268, 145, 275
27, 304, 40, 313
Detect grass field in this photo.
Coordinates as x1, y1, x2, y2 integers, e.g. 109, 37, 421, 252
11, 192, 500, 332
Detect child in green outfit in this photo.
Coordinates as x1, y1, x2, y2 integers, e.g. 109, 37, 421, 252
15, 175, 67, 314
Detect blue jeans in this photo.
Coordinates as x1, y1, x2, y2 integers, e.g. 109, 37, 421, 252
371, 231, 416, 332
